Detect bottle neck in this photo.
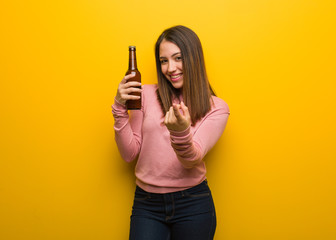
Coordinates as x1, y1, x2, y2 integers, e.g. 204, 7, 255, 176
128, 49, 137, 70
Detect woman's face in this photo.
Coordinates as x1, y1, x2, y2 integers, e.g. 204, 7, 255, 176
159, 40, 183, 89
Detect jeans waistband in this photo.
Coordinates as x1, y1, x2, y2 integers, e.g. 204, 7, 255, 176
135, 180, 210, 199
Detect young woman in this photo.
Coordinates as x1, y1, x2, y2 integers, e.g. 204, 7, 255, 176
112, 25, 230, 240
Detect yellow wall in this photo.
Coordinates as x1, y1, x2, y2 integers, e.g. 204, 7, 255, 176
1, 0, 335, 239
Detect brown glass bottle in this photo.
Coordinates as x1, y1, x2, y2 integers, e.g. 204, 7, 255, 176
125, 46, 141, 110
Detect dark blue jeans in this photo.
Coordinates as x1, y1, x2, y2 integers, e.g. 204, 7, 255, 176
129, 180, 216, 240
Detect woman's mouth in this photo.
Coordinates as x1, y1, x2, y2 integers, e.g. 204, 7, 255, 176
170, 74, 182, 82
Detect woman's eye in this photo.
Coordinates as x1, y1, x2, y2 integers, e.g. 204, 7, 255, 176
176, 56, 182, 61
160, 59, 167, 64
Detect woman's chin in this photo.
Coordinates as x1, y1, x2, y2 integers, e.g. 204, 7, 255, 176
170, 80, 183, 89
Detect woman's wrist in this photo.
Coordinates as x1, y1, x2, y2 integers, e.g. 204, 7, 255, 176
169, 125, 191, 137
114, 96, 126, 106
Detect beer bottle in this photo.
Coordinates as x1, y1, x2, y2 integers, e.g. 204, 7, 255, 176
125, 46, 141, 110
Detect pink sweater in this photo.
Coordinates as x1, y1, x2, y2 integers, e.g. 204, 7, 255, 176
112, 84, 230, 193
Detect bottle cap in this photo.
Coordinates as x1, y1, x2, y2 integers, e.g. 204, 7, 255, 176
129, 46, 136, 50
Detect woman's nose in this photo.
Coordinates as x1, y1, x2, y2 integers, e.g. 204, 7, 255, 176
168, 61, 176, 73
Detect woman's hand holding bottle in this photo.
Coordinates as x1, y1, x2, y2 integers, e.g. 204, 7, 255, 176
115, 73, 142, 106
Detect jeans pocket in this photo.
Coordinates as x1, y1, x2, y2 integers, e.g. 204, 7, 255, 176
184, 181, 211, 198
134, 187, 150, 201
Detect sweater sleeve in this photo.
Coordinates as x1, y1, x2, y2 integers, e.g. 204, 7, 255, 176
112, 98, 143, 163
169, 100, 229, 168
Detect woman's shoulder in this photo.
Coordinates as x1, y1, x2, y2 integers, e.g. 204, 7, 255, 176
142, 84, 158, 93
142, 84, 159, 103
211, 95, 230, 114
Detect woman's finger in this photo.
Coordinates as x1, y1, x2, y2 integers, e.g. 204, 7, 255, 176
168, 107, 174, 122
164, 109, 170, 125
123, 87, 142, 94
167, 107, 176, 123
122, 94, 140, 100
124, 72, 136, 81
180, 102, 190, 117
123, 80, 141, 88
172, 104, 183, 121
120, 74, 133, 84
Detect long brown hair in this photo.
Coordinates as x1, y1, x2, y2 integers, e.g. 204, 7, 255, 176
155, 25, 215, 125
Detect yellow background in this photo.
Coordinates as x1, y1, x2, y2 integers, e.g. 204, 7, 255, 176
1, 0, 335, 239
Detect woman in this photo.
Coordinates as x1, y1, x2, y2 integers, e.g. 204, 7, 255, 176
112, 25, 230, 240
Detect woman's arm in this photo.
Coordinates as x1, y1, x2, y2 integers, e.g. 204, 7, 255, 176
112, 100, 143, 162
112, 74, 143, 162
165, 101, 229, 168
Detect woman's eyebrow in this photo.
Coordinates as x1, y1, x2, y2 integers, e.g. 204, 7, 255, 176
159, 52, 181, 59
